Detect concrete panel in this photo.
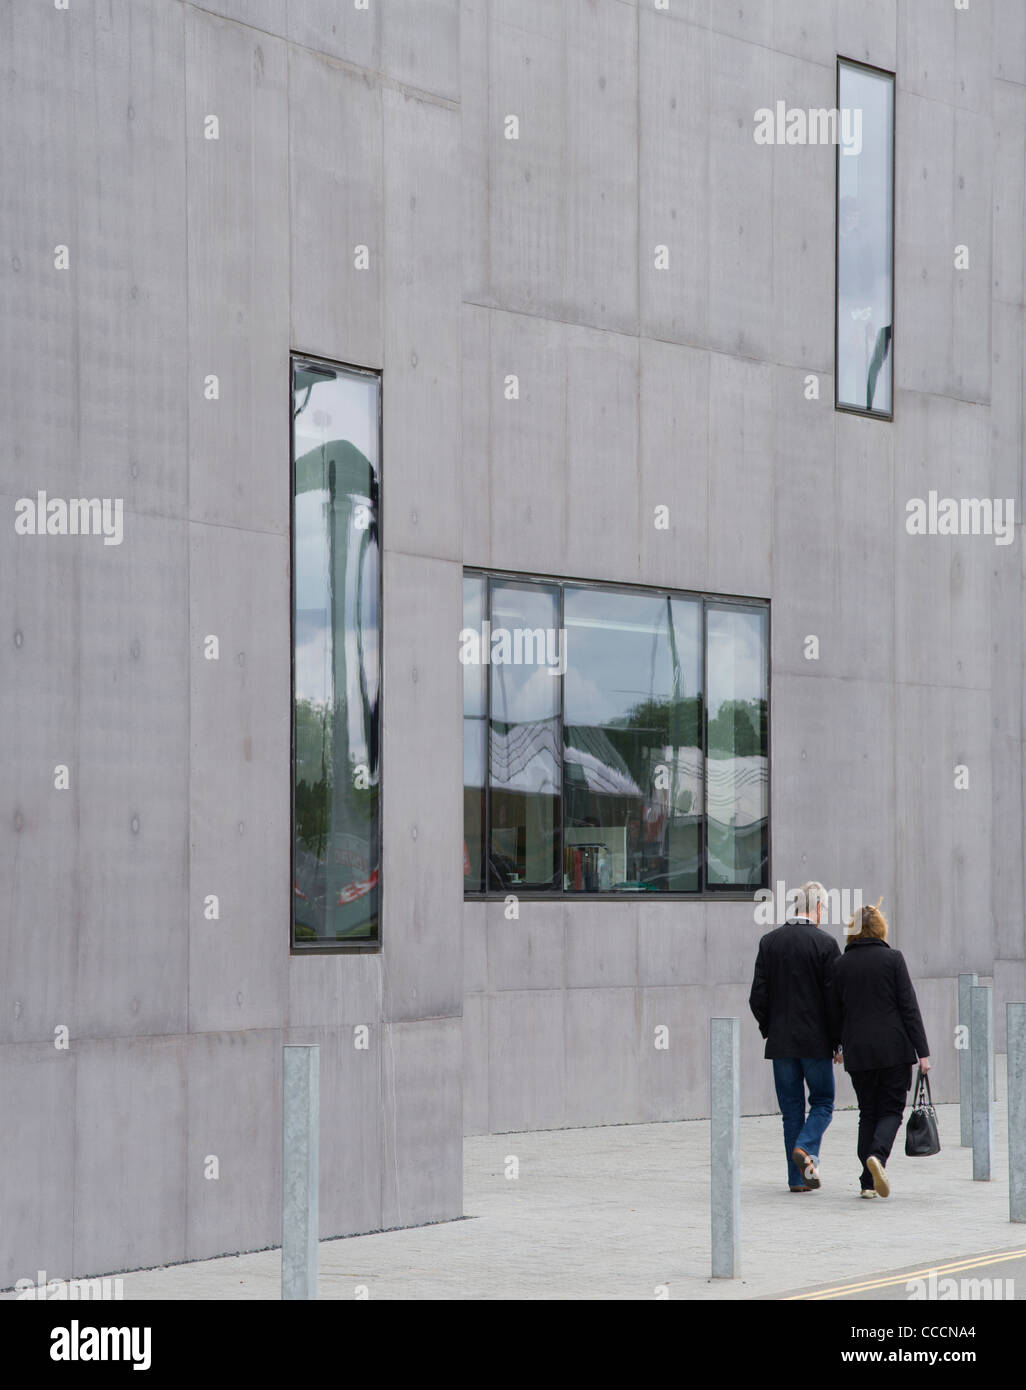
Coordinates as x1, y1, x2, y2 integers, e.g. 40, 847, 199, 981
289, 48, 383, 368
380, 1016, 462, 1228
709, 983, 791, 1117
771, 0, 837, 68
185, 1029, 280, 1260
638, 340, 711, 593
991, 302, 1024, 504
907, 975, 957, 1104
993, 82, 1026, 307
992, 734, 1024, 966
487, 310, 567, 576
770, 55, 837, 371
995, 960, 1026, 1052
952, 111, 993, 402
381, 553, 463, 1022
68, 0, 189, 519
564, 986, 644, 1127
461, 989, 489, 1136
460, 303, 492, 567
188, 524, 290, 1033
194, 1, 288, 37
285, 0, 380, 70
769, 366, 839, 681
770, 674, 896, 907
895, 95, 955, 400
563, 0, 638, 335
186, 9, 290, 534
463, 900, 488, 995
285, 1023, 383, 1238
564, 327, 640, 584
0, 520, 79, 1045
76, 514, 190, 1040
487, 900, 565, 993
706, 900, 766, 988
835, 0, 897, 73
287, 952, 382, 1030
706, 353, 773, 598
460, 0, 489, 304
639, 986, 711, 1121
832, 406, 896, 679
487, 6, 567, 320
0, 1044, 75, 1289
993, 0, 1026, 87
565, 902, 638, 989
488, 988, 566, 1132
381, 0, 460, 102
637, 901, 707, 988
382, 88, 461, 562
893, 393, 992, 689
706, 33, 775, 360
894, 684, 992, 981
901, 0, 992, 115
73, 1035, 187, 1276
638, 11, 710, 348
0, 0, 77, 500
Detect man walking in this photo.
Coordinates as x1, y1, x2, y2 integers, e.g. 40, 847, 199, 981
749, 882, 842, 1192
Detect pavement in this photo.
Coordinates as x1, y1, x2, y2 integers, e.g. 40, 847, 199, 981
15, 1081, 1021, 1301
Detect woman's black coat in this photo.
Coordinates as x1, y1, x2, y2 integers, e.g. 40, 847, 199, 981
831, 936, 930, 1072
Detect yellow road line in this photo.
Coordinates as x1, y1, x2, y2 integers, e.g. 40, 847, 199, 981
785, 1248, 1026, 1300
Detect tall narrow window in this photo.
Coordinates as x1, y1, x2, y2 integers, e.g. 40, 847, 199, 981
836, 59, 894, 417
292, 358, 380, 948
462, 573, 769, 897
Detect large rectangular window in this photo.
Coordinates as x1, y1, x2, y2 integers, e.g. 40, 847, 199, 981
836, 59, 894, 417
292, 358, 380, 948
462, 574, 768, 898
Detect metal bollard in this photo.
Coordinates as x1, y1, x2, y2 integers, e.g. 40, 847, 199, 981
282, 1045, 320, 1299
1009, 1003, 1026, 1223
710, 1017, 740, 1278
957, 973, 977, 1146
970, 986, 993, 1182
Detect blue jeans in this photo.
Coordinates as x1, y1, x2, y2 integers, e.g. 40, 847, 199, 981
772, 1056, 836, 1187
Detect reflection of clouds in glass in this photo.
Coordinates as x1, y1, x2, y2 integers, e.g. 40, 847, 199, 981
707, 609, 766, 710
295, 375, 377, 465
491, 659, 559, 724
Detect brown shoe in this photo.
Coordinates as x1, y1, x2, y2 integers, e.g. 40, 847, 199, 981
792, 1147, 821, 1188
790, 1185, 812, 1193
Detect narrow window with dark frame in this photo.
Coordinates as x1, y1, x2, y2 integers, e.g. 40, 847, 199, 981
291, 358, 381, 947
836, 59, 895, 417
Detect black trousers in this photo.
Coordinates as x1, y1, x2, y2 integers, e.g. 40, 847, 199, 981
850, 1064, 914, 1189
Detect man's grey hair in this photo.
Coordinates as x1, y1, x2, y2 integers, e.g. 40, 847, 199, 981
792, 881, 827, 919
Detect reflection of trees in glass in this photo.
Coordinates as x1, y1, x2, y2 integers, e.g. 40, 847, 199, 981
707, 698, 768, 757
616, 694, 703, 747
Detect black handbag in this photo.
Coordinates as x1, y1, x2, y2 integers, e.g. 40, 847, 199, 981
905, 1067, 941, 1156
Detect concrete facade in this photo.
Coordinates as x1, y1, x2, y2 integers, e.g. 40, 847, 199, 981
0, 0, 1023, 1284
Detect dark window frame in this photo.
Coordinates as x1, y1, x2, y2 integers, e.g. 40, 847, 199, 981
290, 352, 383, 955
834, 55, 896, 423
463, 567, 771, 904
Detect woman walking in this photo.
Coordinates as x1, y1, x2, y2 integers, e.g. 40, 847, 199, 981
831, 900, 931, 1198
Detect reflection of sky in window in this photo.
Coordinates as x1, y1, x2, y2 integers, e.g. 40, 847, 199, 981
489, 583, 559, 723
706, 608, 766, 711
462, 575, 487, 717
564, 589, 699, 727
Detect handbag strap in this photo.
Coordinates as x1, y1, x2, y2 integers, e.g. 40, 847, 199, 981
916, 1067, 933, 1108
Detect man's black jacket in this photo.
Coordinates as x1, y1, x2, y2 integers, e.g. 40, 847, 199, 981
749, 917, 841, 1059
831, 936, 930, 1072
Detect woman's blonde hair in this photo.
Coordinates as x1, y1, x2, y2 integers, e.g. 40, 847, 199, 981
846, 897, 888, 940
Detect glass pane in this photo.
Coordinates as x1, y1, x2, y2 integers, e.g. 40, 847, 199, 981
562, 588, 701, 893
292, 361, 380, 944
462, 574, 487, 891
837, 62, 894, 414
705, 605, 768, 889
488, 581, 561, 889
